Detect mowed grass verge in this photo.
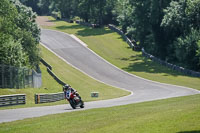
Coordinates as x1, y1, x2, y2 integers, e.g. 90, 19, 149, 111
0, 45, 129, 110
0, 94, 199, 133
43, 16, 200, 90
0, 63, 64, 109
39, 45, 129, 102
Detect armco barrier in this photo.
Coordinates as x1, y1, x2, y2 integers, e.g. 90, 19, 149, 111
40, 58, 52, 70
108, 24, 140, 51
0, 94, 26, 107
75, 20, 101, 28
107, 25, 200, 77
35, 92, 64, 104
40, 59, 66, 86
142, 48, 200, 77
47, 68, 66, 86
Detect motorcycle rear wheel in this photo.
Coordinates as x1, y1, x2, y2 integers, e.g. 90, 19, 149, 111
69, 99, 76, 109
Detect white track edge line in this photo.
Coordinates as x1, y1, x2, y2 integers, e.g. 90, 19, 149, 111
41, 29, 200, 93
40, 42, 134, 100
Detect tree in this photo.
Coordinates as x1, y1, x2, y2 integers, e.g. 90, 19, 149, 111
78, 0, 91, 22
117, 0, 133, 33
186, 0, 200, 29
11, 0, 41, 67
174, 29, 200, 71
161, 0, 200, 70
0, 0, 28, 67
127, 0, 153, 50
56, 0, 73, 18
0, 0, 41, 68
150, 0, 172, 58
37, 0, 53, 15
19, 0, 41, 15
0, 37, 28, 67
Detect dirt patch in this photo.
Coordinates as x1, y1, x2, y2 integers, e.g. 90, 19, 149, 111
36, 16, 55, 27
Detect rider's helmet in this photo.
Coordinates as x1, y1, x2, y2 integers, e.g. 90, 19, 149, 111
63, 84, 70, 91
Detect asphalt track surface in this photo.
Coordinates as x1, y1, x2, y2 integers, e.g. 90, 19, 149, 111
0, 29, 199, 123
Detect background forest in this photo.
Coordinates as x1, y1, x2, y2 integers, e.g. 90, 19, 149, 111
2, 0, 200, 72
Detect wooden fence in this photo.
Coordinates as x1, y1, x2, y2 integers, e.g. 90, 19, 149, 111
35, 92, 64, 104
0, 94, 26, 107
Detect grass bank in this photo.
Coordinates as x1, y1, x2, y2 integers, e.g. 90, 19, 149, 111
0, 45, 129, 110
44, 16, 200, 90
0, 63, 64, 109
39, 45, 129, 102
1, 94, 199, 133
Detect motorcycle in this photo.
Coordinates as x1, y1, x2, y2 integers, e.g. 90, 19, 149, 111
66, 89, 84, 109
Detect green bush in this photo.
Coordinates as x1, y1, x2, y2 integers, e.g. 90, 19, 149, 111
0, 0, 41, 68
0, 37, 28, 67
52, 11, 61, 20
174, 29, 200, 71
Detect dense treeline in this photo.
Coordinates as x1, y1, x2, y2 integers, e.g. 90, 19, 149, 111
120, 0, 200, 71
20, 0, 118, 25
0, 0, 40, 68
19, 0, 200, 71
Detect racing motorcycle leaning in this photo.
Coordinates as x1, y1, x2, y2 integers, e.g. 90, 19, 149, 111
65, 88, 84, 109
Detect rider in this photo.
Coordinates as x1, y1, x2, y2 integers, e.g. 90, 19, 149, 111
63, 84, 79, 100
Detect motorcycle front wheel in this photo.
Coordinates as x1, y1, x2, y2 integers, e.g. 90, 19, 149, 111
80, 100, 84, 108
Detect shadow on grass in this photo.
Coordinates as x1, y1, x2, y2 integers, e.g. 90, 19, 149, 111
77, 27, 113, 37
56, 24, 114, 37
47, 19, 58, 23
177, 131, 200, 133
120, 54, 187, 77
56, 24, 85, 30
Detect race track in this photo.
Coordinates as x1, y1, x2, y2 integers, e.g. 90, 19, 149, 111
0, 29, 199, 123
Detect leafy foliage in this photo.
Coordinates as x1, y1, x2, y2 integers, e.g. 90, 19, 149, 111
20, 0, 200, 71
21, 0, 118, 25
174, 29, 200, 71
0, 0, 40, 68
0, 38, 28, 67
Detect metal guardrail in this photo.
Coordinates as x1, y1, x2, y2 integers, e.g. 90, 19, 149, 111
0, 94, 26, 107
40, 58, 52, 70
40, 59, 66, 86
108, 24, 200, 77
108, 24, 140, 51
142, 48, 200, 77
35, 92, 64, 104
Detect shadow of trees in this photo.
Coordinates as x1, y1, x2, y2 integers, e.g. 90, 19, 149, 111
56, 24, 84, 30
76, 27, 113, 37
177, 131, 200, 133
120, 54, 187, 77
47, 19, 58, 23
55, 24, 113, 37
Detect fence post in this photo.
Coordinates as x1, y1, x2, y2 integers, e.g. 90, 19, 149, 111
9, 66, 13, 88
16, 68, 19, 89
23, 68, 25, 88
2, 65, 4, 88
35, 94, 38, 104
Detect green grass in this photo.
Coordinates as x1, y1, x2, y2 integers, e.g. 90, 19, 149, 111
0, 94, 199, 133
0, 16, 199, 132
0, 63, 65, 109
44, 16, 200, 90
0, 45, 129, 110
39, 45, 129, 102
